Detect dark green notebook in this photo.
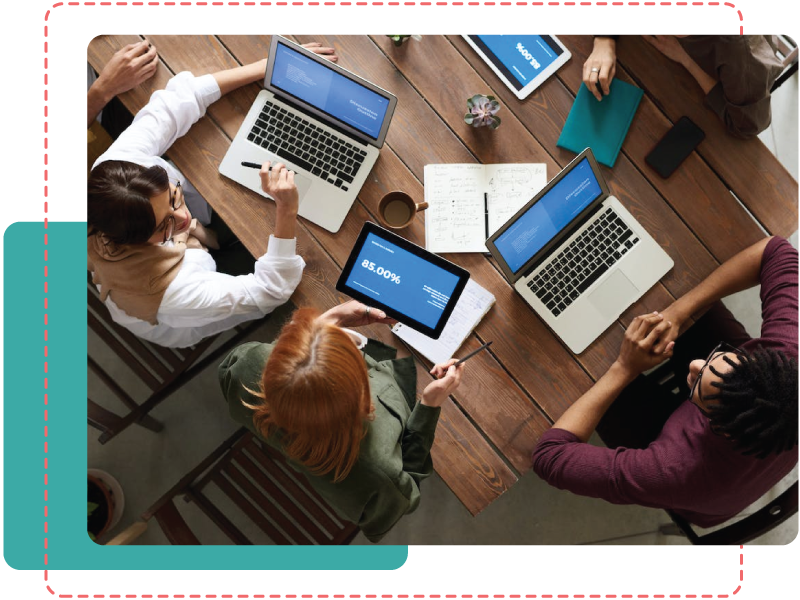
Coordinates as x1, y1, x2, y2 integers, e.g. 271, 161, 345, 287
557, 79, 643, 167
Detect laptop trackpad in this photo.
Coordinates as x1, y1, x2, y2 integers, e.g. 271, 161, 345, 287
589, 270, 639, 318
294, 173, 313, 204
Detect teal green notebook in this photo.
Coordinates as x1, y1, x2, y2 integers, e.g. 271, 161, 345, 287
557, 79, 643, 167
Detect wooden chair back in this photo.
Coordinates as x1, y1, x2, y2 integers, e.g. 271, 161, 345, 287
126, 428, 360, 545
771, 35, 798, 92
87, 276, 266, 443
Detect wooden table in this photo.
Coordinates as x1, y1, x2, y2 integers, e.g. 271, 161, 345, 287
88, 35, 798, 516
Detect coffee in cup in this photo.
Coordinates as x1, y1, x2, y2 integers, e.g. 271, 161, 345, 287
378, 191, 428, 229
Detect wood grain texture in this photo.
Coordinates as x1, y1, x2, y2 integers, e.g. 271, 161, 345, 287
554, 37, 769, 261
612, 35, 797, 237
89, 34, 518, 514
87, 34, 790, 515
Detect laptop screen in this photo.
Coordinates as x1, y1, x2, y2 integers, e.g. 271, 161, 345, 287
270, 42, 391, 141
493, 157, 603, 274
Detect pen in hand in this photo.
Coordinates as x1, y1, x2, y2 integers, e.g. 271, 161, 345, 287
241, 161, 271, 170
453, 341, 493, 367
241, 161, 296, 174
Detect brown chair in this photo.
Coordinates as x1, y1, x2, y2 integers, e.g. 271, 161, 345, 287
643, 361, 799, 545
771, 35, 798, 93
107, 428, 360, 545
661, 483, 798, 545
88, 276, 270, 444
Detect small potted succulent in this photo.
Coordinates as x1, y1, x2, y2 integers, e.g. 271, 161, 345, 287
386, 35, 422, 47
464, 94, 502, 129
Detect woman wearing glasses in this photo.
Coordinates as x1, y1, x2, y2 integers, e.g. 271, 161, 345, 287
87, 43, 338, 348
533, 237, 797, 530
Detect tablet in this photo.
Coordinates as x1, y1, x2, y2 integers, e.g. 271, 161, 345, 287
337, 222, 470, 339
463, 35, 572, 100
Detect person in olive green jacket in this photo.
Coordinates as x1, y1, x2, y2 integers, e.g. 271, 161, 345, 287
218, 300, 464, 542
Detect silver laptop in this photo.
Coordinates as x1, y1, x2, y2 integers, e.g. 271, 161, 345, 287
220, 36, 398, 233
486, 148, 674, 354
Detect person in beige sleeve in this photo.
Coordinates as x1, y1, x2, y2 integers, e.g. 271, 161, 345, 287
584, 35, 784, 138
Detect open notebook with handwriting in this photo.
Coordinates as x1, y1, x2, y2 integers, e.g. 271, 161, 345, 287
424, 163, 547, 253
392, 279, 496, 365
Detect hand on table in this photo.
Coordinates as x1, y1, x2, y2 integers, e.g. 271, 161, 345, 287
301, 42, 339, 63
583, 37, 617, 101
642, 35, 690, 65
422, 359, 465, 408
614, 312, 675, 378
321, 300, 397, 328
95, 40, 159, 100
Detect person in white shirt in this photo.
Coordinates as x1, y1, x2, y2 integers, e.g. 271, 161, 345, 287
87, 44, 338, 348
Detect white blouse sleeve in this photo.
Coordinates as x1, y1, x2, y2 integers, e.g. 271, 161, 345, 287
93, 72, 221, 168
155, 236, 305, 327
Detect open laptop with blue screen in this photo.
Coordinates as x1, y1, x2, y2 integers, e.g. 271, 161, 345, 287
220, 36, 397, 233
486, 148, 673, 354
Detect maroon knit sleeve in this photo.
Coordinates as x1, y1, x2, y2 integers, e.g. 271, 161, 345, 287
532, 428, 682, 509
749, 237, 799, 357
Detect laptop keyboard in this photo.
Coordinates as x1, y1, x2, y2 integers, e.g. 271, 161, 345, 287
526, 208, 640, 317
246, 100, 367, 192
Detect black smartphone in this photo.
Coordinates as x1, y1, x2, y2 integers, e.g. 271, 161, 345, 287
645, 116, 705, 178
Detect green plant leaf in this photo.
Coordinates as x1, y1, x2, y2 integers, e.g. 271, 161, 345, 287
464, 113, 475, 124
89, 531, 96, 542
88, 501, 99, 517
489, 116, 502, 129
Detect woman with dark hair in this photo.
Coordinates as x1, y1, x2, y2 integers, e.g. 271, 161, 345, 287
88, 43, 338, 348
218, 300, 465, 542
583, 35, 784, 138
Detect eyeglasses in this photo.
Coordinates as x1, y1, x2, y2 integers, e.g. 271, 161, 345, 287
688, 341, 741, 406
160, 180, 184, 245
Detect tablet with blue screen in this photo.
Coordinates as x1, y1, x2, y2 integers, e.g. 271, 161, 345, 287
337, 223, 470, 339
464, 35, 571, 100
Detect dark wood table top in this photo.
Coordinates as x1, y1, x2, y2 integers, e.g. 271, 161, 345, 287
88, 34, 798, 516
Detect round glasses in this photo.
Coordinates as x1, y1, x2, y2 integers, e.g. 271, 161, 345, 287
688, 341, 742, 407
161, 179, 184, 245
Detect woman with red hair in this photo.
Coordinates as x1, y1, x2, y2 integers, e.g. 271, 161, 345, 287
218, 300, 464, 542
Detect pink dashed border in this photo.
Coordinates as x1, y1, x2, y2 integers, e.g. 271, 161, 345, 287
46, 1, 748, 597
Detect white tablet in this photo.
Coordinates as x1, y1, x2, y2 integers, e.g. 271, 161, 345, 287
463, 35, 572, 100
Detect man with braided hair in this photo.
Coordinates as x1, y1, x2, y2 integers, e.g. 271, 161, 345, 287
533, 237, 797, 529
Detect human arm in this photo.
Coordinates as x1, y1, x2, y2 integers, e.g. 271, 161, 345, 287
156, 237, 305, 325
357, 360, 461, 542
550, 314, 674, 442
320, 300, 397, 327
644, 35, 777, 137
257, 162, 299, 240
643, 36, 717, 95
657, 237, 774, 351
88, 41, 158, 127
212, 42, 338, 95
583, 36, 618, 101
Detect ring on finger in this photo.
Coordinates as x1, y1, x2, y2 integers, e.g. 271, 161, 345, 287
365, 306, 371, 318
591, 67, 600, 73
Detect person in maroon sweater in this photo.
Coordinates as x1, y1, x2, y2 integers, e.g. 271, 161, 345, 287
532, 237, 798, 528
